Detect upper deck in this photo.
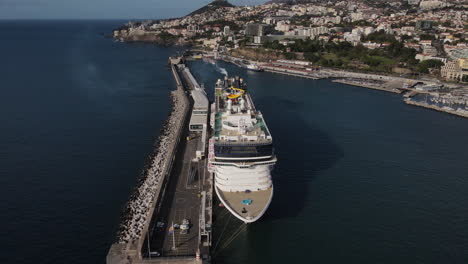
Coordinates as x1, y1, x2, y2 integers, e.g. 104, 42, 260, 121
214, 77, 273, 146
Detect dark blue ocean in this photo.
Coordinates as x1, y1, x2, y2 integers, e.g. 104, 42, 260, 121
1, 21, 468, 264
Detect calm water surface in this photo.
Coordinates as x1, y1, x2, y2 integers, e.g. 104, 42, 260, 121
1, 21, 468, 264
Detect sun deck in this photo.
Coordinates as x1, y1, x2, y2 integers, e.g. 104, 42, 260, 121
214, 112, 271, 139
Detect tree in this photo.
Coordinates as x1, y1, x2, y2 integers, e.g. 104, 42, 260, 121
417, 59, 444, 73
462, 75, 468, 83
362, 30, 397, 43
304, 52, 320, 62
442, 21, 452, 27
284, 52, 297, 60
420, 34, 435, 40
263, 40, 285, 51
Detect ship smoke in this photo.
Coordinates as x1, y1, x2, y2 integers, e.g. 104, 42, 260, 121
215, 63, 228, 76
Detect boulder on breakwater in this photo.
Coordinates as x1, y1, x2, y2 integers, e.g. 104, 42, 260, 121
115, 88, 188, 245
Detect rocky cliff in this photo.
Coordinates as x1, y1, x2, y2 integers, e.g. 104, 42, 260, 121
230, 48, 286, 62
113, 29, 188, 46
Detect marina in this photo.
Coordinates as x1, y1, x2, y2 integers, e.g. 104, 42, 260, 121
404, 99, 468, 118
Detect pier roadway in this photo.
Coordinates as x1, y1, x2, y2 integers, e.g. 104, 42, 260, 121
145, 129, 209, 258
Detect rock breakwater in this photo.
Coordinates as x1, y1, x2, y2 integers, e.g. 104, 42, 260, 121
115, 88, 188, 245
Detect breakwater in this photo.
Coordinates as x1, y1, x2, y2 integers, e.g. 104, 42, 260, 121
107, 64, 190, 263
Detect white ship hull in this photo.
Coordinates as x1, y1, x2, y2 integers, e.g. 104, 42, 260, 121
213, 164, 274, 223
211, 76, 276, 223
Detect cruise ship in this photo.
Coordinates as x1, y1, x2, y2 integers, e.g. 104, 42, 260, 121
208, 76, 276, 223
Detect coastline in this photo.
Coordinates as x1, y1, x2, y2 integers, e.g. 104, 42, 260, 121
209, 52, 468, 119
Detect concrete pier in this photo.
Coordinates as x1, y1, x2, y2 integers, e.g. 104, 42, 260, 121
332, 79, 403, 94
107, 57, 213, 264
262, 67, 322, 80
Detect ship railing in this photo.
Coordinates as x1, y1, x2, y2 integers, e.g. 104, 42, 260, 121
214, 139, 272, 146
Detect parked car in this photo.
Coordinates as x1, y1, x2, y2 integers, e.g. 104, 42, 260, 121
156, 221, 165, 228
180, 219, 190, 234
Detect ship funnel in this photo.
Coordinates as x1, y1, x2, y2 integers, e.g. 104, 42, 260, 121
226, 99, 232, 112
239, 98, 246, 111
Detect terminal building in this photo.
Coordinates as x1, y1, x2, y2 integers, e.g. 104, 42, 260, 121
189, 89, 209, 132
182, 66, 209, 159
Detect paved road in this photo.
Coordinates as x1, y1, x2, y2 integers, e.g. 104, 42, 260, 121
146, 130, 209, 257
142, 65, 212, 260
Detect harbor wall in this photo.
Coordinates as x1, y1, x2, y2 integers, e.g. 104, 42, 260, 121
404, 99, 468, 118
332, 79, 401, 94
107, 64, 190, 264
262, 67, 321, 80
324, 69, 412, 82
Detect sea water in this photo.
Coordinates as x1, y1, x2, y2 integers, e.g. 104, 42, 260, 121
1, 21, 468, 263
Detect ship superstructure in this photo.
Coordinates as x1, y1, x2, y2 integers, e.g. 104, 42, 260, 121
209, 76, 276, 223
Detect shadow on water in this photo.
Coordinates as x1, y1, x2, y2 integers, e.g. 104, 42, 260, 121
212, 96, 344, 262
256, 96, 344, 221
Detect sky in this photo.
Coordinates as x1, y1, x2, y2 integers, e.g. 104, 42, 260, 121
0, 0, 265, 19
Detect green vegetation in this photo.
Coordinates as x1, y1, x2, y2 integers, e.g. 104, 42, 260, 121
362, 30, 396, 43
442, 21, 452, 27
263, 38, 421, 73
155, 31, 180, 45
284, 52, 297, 60
419, 34, 435, 40
187, 0, 234, 16
157, 31, 178, 41
417, 59, 445, 73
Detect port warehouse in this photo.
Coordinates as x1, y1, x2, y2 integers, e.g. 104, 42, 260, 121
107, 58, 212, 264
181, 65, 209, 159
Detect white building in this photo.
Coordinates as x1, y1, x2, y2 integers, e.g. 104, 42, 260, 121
422, 45, 438, 56
350, 12, 364, 22
376, 24, 394, 34
275, 21, 290, 32
363, 27, 375, 36
415, 54, 447, 63
344, 31, 362, 43
441, 59, 468, 82
419, 0, 445, 9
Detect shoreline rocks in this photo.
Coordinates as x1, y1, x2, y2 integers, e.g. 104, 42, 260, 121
115, 89, 188, 245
